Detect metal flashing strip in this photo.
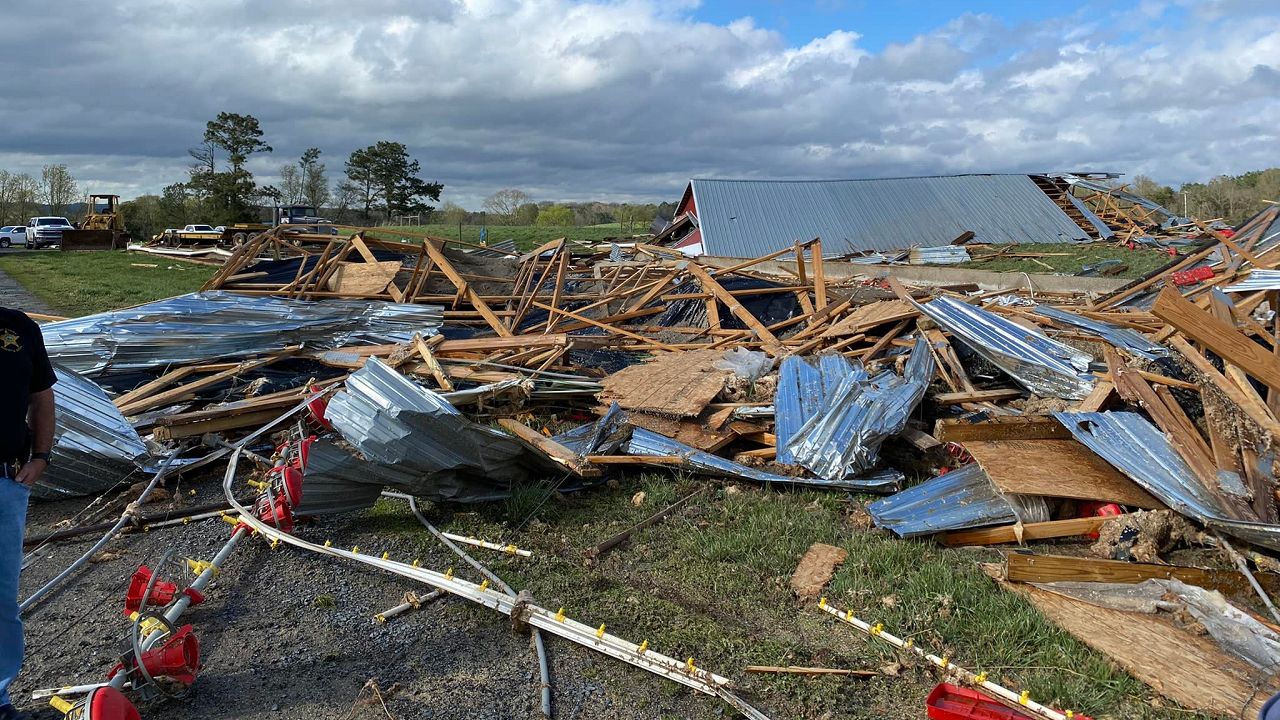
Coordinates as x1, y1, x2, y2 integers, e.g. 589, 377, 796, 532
917, 295, 1096, 399
1224, 269, 1280, 293
867, 463, 1048, 538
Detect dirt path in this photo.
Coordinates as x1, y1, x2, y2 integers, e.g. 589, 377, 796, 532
0, 266, 52, 315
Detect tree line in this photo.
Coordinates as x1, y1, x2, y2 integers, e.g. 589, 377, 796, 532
0, 164, 79, 225
1132, 169, 1280, 225
443, 187, 673, 231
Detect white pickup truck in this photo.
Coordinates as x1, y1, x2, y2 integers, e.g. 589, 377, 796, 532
26, 216, 75, 249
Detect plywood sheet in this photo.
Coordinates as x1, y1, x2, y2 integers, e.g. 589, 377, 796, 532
965, 438, 1163, 508
1007, 581, 1279, 718
600, 349, 729, 418
820, 299, 917, 339
329, 260, 403, 295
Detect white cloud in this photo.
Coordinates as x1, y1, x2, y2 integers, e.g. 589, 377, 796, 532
0, 0, 1276, 207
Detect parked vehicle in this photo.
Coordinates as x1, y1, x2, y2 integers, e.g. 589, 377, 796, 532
0, 226, 26, 248
26, 216, 74, 249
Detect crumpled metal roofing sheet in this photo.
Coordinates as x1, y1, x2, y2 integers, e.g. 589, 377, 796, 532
625, 427, 903, 492
774, 354, 861, 464
1224, 270, 1280, 293
323, 357, 545, 502
917, 296, 1096, 399
784, 338, 934, 482
1032, 304, 1169, 361
35, 366, 151, 499
1055, 411, 1280, 551
552, 402, 633, 457
688, 175, 1097, 257
867, 463, 1049, 537
40, 291, 442, 376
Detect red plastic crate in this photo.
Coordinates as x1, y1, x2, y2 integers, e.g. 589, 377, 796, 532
1171, 266, 1214, 286
926, 684, 1038, 720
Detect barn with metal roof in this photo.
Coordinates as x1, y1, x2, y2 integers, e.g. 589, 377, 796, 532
656, 175, 1114, 257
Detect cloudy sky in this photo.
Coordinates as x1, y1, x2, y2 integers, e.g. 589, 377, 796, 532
1, 0, 1277, 208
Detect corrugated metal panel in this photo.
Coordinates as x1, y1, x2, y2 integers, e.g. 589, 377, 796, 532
784, 338, 934, 482
867, 463, 1049, 537
34, 366, 151, 499
323, 358, 546, 502
625, 427, 902, 492
916, 296, 1096, 399
40, 291, 443, 376
1032, 305, 1169, 361
688, 175, 1095, 257
774, 354, 861, 464
908, 247, 970, 265
1055, 411, 1280, 551
1224, 270, 1280, 292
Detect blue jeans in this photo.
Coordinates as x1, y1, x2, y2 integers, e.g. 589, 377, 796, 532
0, 477, 28, 707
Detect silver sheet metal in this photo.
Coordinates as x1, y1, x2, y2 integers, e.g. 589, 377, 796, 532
908, 246, 970, 265
1055, 411, 1280, 551
40, 291, 443, 376
1032, 304, 1169, 361
625, 427, 903, 492
774, 353, 861, 464
1224, 270, 1280, 293
551, 402, 633, 457
867, 463, 1049, 538
918, 295, 1096, 399
36, 366, 150, 499
293, 440, 419, 516
784, 338, 934, 482
323, 358, 546, 502
687, 175, 1098, 257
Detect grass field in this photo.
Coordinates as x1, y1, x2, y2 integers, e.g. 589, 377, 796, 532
0, 251, 215, 316
373, 223, 646, 250
368, 473, 1201, 720
954, 242, 1175, 279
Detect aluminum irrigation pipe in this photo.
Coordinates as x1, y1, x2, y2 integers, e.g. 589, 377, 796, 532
386, 491, 548, 716
817, 599, 1077, 720
227, 451, 771, 718
20, 453, 178, 614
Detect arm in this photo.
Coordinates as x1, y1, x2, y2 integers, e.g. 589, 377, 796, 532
18, 388, 54, 487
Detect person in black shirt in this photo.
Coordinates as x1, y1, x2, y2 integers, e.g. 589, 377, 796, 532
0, 307, 55, 720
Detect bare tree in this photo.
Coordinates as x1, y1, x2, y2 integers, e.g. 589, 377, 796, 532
13, 173, 40, 221
40, 164, 78, 217
278, 164, 303, 205
300, 148, 329, 212
482, 188, 530, 223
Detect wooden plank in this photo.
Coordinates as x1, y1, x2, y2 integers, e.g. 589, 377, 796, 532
529, 300, 675, 351
811, 238, 827, 310
349, 234, 404, 301
933, 416, 1071, 442
965, 439, 1163, 508
498, 418, 600, 478
1152, 286, 1280, 391
1005, 580, 1279, 718
932, 388, 1024, 406
152, 408, 288, 440
683, 262, 786, 356
940, 516, 1113, 547
112, 365, 199, 408
413, 333, 453, 392
117, 350, 299, 416
1075, 380, 1115, 412
599, 349, 728, 418
421, 239, 512, 337
1005, 552, 1280, 597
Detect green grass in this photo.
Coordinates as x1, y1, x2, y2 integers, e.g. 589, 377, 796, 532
394, 474, 1206, 720
953, 243, 1174, 279
0, 251, 215, 317
371, 223, 644, 251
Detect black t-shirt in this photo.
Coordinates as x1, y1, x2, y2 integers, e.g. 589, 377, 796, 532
0, 307, 56, 460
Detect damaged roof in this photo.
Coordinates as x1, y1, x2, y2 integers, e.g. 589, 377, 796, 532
677, 174, 1108, 257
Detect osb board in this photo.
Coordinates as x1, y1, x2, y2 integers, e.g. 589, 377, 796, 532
627, 411, 735, 452
1006, 581, 1279, 718
328, 260, 403, 295
965, 439, 1163, 508
790, 543, 848, 599
600, 349, 729, 418
820, 299, 917, 339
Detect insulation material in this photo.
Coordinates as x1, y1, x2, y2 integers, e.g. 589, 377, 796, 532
599, 349, 730, 418
35, 366, 151, 499
868, 463, 1049, 538
917, 295, 1096, 399
783, 337, 934, 481
790, 543, 848, 599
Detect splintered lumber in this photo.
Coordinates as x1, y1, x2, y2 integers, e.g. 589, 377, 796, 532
413, 333, 453, 391
940, 516, 1115, 547
421, 238, 511, 337
789, 543, 848, 600
584, 487, 706, 561
498, 418, 600, 478
1004, 552, 1280, 597
1004, 580, 1279, 718
963, 439, 1163, 508
599, 349, 730, 418
744, 666, 877, 678
683, 262, 786, 356
933, 416, 1072, 442
1153, 286, 1280, 391
931, 388, 1024, 406
116, 350, 299, 416
818, 299, 916, 339
152, 408, 288, 440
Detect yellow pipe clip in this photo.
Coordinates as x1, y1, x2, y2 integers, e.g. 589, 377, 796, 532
381, 552, 390, 561
555, 608, 566, 623
445, 568, 454, 580
351, 546, 360, 555
685, 658, 696, 674
323, 540, 332, 547
412, 559, 421, 568
637, 639, 648, 654
1019, 691, 1030, 706
479, 579, 490, 592
595, 624, 606, 639
49, 697, 73, 714
818, 597, 827, 609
